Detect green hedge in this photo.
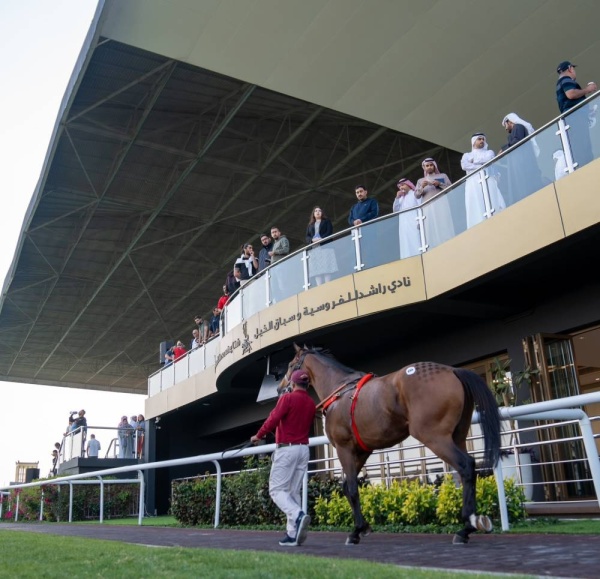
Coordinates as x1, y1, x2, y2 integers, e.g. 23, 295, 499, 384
171, 459, 526, 529
1, 479, 139, 522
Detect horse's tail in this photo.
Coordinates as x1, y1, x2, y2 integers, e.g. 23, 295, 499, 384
453, 368, 501, 469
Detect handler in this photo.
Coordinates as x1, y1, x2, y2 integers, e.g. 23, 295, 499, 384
250, 369, 316, 546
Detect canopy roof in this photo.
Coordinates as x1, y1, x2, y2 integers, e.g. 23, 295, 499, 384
1, 0, 598, 393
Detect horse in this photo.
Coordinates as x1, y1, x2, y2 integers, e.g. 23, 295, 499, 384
279, 344, 501, 545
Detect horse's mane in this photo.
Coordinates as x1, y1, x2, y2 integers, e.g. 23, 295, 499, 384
304, 346, 357, 374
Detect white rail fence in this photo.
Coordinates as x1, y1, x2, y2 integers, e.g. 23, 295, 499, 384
2, 393, 599, 532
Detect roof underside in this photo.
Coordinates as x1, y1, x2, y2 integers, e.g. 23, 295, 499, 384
0, 38, 459, 393
2, 0, 599, 394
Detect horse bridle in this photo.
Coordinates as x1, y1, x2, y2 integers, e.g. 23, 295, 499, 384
280, 349, 311, 395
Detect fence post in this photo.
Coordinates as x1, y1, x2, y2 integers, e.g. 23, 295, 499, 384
138, 470, 145, 526
493, 461, 510, 531
98, 476, 104, 523
212, 460, 222, 528
68, 482, 74, 522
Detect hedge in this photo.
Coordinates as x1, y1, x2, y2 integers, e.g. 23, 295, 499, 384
171, 457, 526, 529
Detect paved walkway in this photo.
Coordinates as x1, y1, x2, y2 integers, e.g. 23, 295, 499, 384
1, 523, 599, 578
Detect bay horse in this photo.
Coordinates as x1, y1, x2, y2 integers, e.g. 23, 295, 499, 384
279, 344, 501, 545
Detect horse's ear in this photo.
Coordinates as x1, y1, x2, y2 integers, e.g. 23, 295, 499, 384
293, 343, 302, 353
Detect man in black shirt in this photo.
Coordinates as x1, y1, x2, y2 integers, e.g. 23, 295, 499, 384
556, 61, 597, 168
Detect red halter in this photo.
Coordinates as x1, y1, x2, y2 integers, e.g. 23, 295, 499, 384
350, 373, 375, 452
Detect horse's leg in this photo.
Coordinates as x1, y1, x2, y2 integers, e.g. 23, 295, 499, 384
417, 436, 480, 544
337, 446, 371, 545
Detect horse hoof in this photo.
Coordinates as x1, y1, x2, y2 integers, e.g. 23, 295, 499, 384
360, 525, 372, 537
345, 537, 360, 546
476, 515, 493, 533
452, 533, 469, 545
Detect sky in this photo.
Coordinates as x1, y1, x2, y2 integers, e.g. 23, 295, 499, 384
0, 1, 146, 486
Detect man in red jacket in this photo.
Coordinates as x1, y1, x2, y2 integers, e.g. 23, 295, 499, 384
251, 369, 316, 546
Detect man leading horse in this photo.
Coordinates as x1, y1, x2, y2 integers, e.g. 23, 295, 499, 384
251, 369, 316, 546
279, 344, 501, 546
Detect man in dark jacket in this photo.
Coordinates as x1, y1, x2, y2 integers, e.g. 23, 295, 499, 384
348, 185, 379, 226
258, 233, 273, 272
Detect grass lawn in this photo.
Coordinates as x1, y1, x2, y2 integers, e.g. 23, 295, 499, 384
509, 518, 600, 534
0, 530, 533, 579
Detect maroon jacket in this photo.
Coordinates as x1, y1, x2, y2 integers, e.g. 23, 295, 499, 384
256, 389, 315, 444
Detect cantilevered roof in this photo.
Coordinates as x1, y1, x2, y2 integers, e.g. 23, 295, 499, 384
1, 0, 598, 393
100, 0, 600, 151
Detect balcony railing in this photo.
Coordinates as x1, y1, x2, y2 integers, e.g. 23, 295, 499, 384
149, 91, 600, 394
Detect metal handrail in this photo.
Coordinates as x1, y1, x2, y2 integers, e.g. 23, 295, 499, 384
148, 90, 600, 393
3, 393, 600, 531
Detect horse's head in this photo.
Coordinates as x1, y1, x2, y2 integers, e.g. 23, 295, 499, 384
277, 343, 311, 396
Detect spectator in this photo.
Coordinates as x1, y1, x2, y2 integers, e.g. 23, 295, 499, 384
129, 416, 138, 458
305, 206, 337, 286
190, 328, 201, 350
257, 233, 273, 271
461, 134, 505, 228
70, 410, 87, 449
51, 450, 58, 474
269, 227, 289, 264
235, 243, 258, 280
164, 344, 174, 366
217, 285, 229, 311
194, 316, 208, 343
415, 158, 455, 248
67, 411, 77, 433
556, 60, 597, 167
118, 415, 133, 459
500, 113, 540, 156
225, 270, 240, 295
86, 434, 101, 458
393, 179, 421, 259
172, 341, 186, 361
499, 113, 543, 205
228, 267, 243, 293
209, 307, 221, 337
233, 265, 250, 289
136, 414, 146, 459
348, 185, 379, 226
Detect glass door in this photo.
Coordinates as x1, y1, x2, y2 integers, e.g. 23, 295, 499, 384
523, 334, 592, 499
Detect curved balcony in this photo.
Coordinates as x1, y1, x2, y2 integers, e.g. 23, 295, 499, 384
148, 92, 600, 401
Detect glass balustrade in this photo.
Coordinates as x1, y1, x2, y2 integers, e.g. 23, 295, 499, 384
564, 102, 598, 170
359, 211, 400, 269
422, 180, 467, 246
226, 292, 243, 328
269, 251, 304, 302
307, 233, 356, 287
489, 121, 562, 208
242, 271, 268, 318
150, 93, 600, 393
189, 346, 205, 375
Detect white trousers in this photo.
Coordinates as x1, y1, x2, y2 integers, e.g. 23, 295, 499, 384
269, 445, 309, 537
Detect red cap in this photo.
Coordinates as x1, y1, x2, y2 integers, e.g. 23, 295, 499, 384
290, 369, 309, 386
